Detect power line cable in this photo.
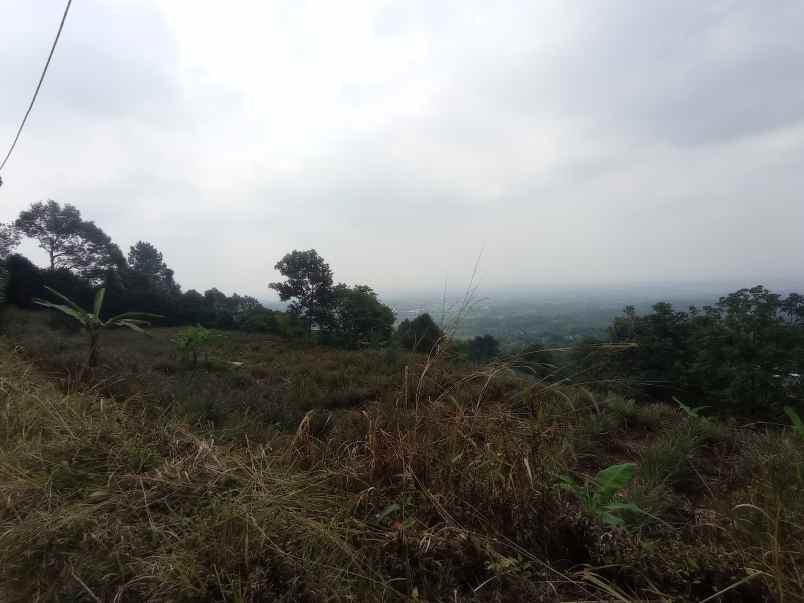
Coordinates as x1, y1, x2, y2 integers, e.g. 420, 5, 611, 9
0, 0, 73, 179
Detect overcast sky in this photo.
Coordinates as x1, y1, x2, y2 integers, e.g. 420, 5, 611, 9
1, 0, 803, 299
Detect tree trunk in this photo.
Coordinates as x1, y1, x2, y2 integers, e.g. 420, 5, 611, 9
87, 331, 100, 368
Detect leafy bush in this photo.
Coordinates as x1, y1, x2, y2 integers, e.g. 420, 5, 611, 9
238, 308, 281, 333
673, 397, 708, 420
397, 312, 444, 352
467, 334, 500, 364
172, 325, 215, 367
599, 286, 804, 418
561, 463, 645, 527
785, 406, 804, 439
328, 284, 395, 348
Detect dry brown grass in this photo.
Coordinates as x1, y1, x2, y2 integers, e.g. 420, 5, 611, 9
0, 315, 802, 601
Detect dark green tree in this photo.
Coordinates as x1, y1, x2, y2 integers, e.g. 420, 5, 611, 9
592, 286, 804, 416
468, 334, 500, 364
15, 200, 123, 281
229, 293, 263, 316
688, 286, 803, 412
225, 293, 264, 329
781, 293, 804, 326
269, 249, 335, 334
330, 284, 395, 347
127, 241, 180, 295
204, 287, 228, 309
397, 313, 444, 352
128, 241, 165, 280
608, 301, 691, 396
2, 254, 44, 307
239, 307, 281, 334
0, 222, 20, 258
567, 337, 612, 381
179, 289, 206, 324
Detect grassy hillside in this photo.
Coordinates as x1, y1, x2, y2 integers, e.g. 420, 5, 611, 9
1, 310, 802, 601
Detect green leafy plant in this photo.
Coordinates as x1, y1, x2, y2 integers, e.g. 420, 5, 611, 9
561, 463, 644, 527
172, 325, 215, 367
673, 396, 708, 420
34, 286, 161, 367
784, 406, 804, 439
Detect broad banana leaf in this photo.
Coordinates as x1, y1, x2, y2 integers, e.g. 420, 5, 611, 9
42, 286, 85, 314
33, 299, 87, 325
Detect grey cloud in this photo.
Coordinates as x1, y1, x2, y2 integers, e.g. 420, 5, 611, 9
1, 0, 803, 297
465, 1, 804, 147
555, 1, 804, 146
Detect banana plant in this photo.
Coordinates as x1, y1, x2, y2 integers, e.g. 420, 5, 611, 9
34, 286, 162, 367
560, 463, 645, 527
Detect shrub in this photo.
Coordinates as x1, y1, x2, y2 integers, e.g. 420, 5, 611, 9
238, 308, 281, 334
397, 312, 444, 352
561, 463, 645, 527
172, 325, 214, 367
328, 284, 395, 348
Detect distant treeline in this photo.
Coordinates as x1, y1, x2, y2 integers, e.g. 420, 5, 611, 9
579, 288, 804, 417
0, 201, 440, 349
2, 248, 301, 332
2, 201, 802, 418
486, 287, 804, 418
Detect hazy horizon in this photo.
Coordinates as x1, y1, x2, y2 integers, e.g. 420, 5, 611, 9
3, 1, 803, 298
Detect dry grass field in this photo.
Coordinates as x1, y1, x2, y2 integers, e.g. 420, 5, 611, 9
0, 309, 802, 601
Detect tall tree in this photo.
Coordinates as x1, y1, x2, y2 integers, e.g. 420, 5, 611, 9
269, 249, 335, 333
0, 222, 21, 258
330, 284, 395, 347
127, 241, 180, 294
397, 313, 444, 352
597, 286, 804, 416
128, 241, 166, 279
15, 200, 123, 280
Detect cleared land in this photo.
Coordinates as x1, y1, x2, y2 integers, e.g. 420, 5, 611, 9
0, 310, 802, 601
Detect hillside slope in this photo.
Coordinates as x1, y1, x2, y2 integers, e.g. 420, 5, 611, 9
0, 322, 802, 601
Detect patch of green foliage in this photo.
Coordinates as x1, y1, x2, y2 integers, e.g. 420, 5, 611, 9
561, 463, 645, 527
172, 325, 215, 367
397, 312, 444, 353
582, 287, 804, 419
785, 406, 804, 439
674, 396, 709, 420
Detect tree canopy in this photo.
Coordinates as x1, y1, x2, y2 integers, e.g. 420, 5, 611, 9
6, 205, 396, 346
15, 200, 123, 281
597, 285, 804, 416
269, 249, 335, 333
397, 313, 444, 352
128, 241, 164, 276
330, 284, 395, 347
0, 222, 20, 259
